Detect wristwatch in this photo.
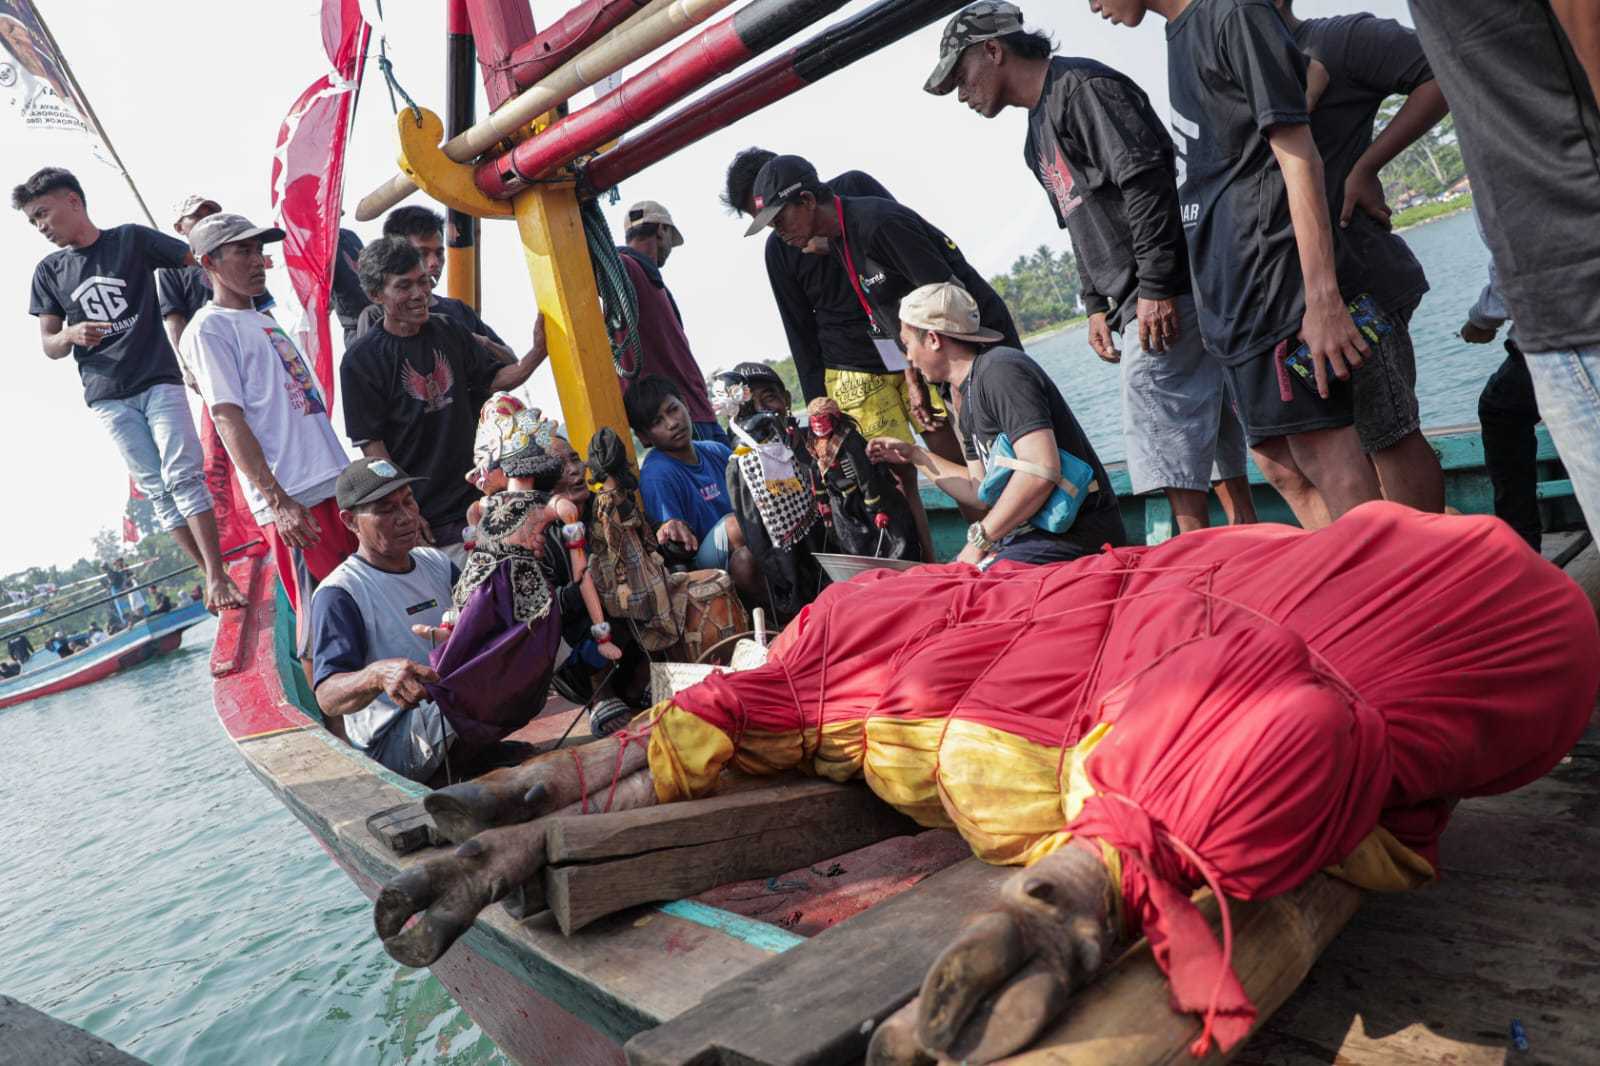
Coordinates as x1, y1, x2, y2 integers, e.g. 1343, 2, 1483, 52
966, 521, 996, 553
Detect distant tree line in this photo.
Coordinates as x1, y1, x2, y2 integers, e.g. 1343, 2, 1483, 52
989, 245, 1083, 337
1376, 102, 1466, 203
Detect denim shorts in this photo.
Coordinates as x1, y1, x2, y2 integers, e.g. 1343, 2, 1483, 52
1352, 299, 1422, 454
692, 515, 734, 570
1120, 295, 1249, 494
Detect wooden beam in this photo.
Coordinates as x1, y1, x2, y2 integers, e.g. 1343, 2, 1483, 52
1004, 875, 1362, 1064
0, 995, 149, 1066
623, 858, 1011, 1066
512, 181, 633, 462
544, 780, 920, 933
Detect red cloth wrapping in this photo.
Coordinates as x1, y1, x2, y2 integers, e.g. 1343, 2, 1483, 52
668, 504, 1599, 1047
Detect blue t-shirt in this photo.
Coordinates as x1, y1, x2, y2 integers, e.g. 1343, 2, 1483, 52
639, 441, 734, 542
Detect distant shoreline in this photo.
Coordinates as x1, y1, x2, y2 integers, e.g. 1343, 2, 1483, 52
1021, 314, 1088, 345
1393, 194, 1473, 233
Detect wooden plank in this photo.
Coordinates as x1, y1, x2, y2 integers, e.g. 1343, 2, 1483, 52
1002, 876, 1361, 1065
1239, 725, 1600, 1065
624, 858, 1011, 1066
0, 995, 149, 1066
547, 778, 897, 862
545, 783, 920, 933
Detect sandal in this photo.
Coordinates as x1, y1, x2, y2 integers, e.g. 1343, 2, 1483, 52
588, 697, 632, 738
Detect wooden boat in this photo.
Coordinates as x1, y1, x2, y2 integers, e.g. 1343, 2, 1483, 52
213, 423, 1597, 1066
0, 599, 210, 712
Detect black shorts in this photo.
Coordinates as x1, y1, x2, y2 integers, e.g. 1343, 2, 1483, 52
1224, 338, 1356, 447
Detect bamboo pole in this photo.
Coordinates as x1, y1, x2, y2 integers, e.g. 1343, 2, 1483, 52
26, 5, 158, 227
355, 0, 733, 221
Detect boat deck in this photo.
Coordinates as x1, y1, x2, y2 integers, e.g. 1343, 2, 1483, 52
216, 530, 1600, 1066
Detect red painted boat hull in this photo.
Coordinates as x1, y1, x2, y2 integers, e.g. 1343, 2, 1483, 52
0, 605, 205, 711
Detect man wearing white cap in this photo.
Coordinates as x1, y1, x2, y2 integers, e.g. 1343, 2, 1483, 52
619, 200, 724, 444
181, 212, 355, 644
868, 282, 1126, 566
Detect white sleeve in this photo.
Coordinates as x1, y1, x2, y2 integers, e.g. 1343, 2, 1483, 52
185, 315, 249, 410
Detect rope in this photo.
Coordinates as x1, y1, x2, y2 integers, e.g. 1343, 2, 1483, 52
580, 198, 644, 379
374, 0, 422, 125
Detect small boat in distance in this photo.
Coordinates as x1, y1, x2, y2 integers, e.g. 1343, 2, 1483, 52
0, 599, 210, 712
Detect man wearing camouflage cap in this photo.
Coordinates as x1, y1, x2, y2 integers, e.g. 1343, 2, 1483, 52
926, 0, 1256, 535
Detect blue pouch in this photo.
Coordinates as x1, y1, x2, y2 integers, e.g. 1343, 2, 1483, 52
977, 434, 1099, 534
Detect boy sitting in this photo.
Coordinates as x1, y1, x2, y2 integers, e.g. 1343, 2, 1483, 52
625, 375, 762, 608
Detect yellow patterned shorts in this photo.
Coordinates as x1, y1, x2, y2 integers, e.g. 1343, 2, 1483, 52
824, 367, 946, 445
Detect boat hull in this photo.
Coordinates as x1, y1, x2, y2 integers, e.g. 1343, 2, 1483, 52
0, 601, 208, 711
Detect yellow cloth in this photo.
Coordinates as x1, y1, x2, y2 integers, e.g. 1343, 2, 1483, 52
824, 367, 917, 444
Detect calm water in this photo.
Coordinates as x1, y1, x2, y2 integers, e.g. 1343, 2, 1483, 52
0, 209, 1491, 1066
1029, 208, 1495, 463
0, 618, 510, 1066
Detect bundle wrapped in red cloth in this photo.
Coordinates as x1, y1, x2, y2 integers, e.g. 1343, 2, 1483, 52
641, 503, 1599, 1048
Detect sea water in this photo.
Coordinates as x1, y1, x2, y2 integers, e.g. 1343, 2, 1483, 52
0, 617, 511, 1065
0, 210, 1495, 1066
1029, 208, 1496, 461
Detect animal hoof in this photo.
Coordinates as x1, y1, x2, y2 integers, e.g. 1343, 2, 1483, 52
916, 910, 1029, 1052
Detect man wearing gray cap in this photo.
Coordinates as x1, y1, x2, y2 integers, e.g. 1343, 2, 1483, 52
158, 194, 277, 380
181, 212, 355, 640
925, 1, 1255, 535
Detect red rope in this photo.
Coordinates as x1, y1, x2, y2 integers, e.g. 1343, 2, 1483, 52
569, 748, 589, 815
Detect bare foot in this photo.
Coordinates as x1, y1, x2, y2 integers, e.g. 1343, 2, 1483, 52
867, 846, 1118, 1065
424, 736, 643, 844
374, 822, 549, 967
205, 571, 247, 613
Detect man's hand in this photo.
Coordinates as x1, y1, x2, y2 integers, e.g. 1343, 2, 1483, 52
1136, 297, 1180, 354
270, 496, 322, 549
904, 370, 941, 432
65, 321, 113, 347
1087, 312, 1120, 364
1298, 293, 1370, 399
867, 437, 918, 466
367, 658, 439, 710
955, 542, 991, 567
1339, 165, 1392, 230
411, 622, 451, 644
1460, 320, 1499, 344
656, 519, 698, 553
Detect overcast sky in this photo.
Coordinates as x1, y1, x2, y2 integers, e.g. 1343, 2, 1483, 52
1, 0, 1410, 574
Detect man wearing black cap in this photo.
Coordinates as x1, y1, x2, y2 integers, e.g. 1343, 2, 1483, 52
746, 154, 1021, 358
723, 149, 943, 560
158, 194, 277, 385
925, 1, 1254, 535
182, 212, 355, 633
310, 457, 459, 782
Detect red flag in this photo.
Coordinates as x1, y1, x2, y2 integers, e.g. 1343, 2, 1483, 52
121, 514, 140, 545
127, 476, 144, 500
270, 0, 369, 403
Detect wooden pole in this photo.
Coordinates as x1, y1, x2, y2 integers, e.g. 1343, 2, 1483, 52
512, 182, 631, 461
445, 0, 481, 309
27, 5, 158, 228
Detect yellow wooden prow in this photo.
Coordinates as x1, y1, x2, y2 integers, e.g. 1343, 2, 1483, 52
395, 107, 634, 464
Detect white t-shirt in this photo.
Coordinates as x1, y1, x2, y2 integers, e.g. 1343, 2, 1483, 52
182, 304, 350, 522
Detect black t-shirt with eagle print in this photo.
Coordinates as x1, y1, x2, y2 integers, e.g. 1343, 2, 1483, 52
339, 316, 501, 539
1024, 56, 1189, 333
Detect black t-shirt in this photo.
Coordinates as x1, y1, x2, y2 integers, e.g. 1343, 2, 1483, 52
332, 228, 368, 344
1026, 57, 1189, 332
1293, 14, 1431, 312
28, 224, 189, 404
156, 265, 275, 319
339, 318, 502, 537
354, 294, 508, 346
766, 170, 894, 399
833, 196, 1020, 350
1167, 0, 1310, 365
958, 346, 1125, 554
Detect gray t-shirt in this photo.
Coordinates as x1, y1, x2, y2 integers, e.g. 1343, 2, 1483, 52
310, 548, 455, 779
1293, 13, 1430, 313
1407, 0, 1600, 353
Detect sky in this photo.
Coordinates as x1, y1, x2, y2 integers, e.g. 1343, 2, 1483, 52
0, 0, 1412, 574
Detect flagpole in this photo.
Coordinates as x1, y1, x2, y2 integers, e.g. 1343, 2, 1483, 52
26, 2, 159, 228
